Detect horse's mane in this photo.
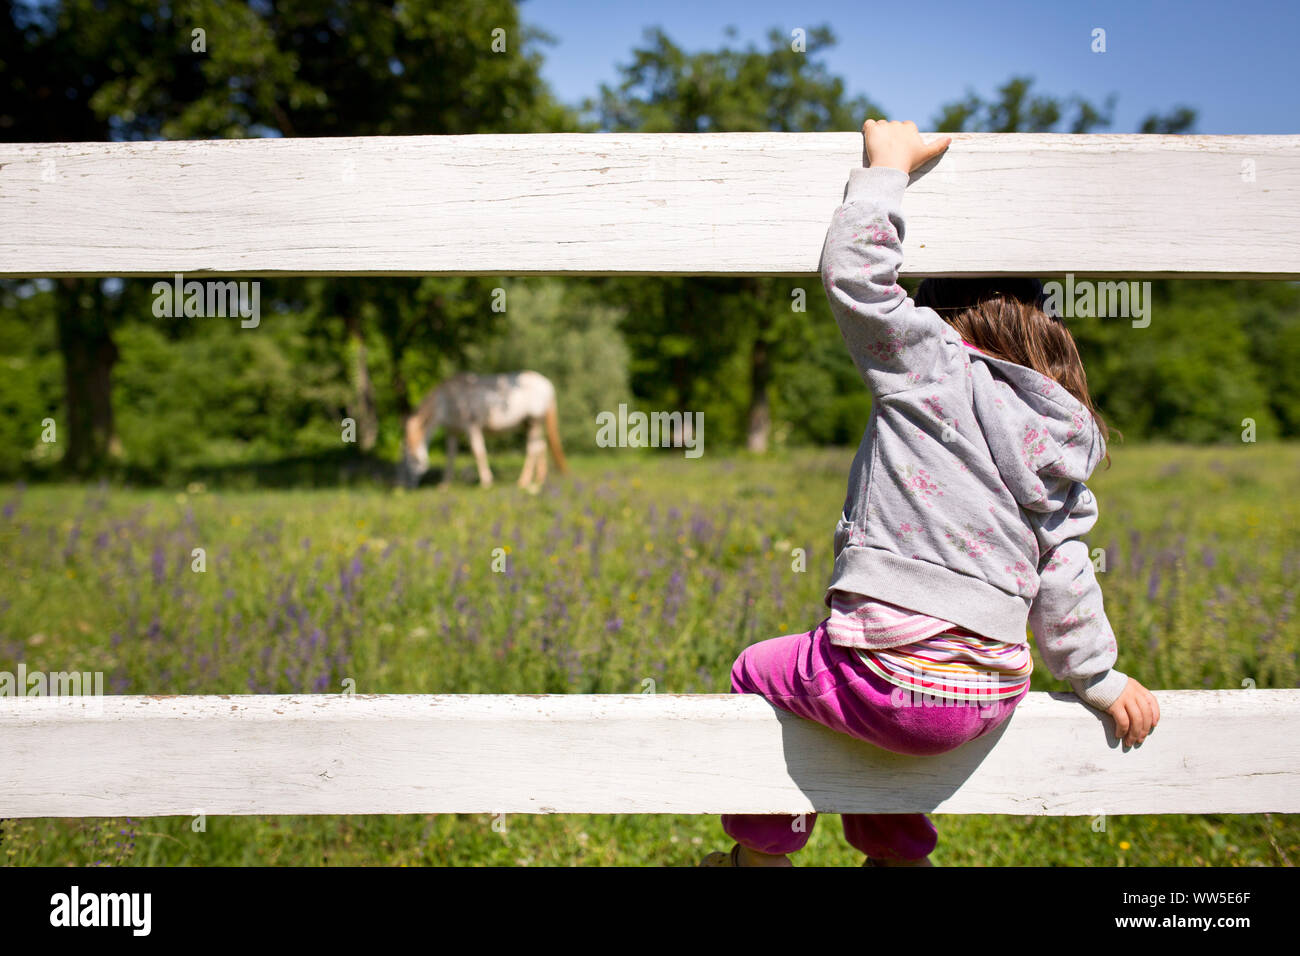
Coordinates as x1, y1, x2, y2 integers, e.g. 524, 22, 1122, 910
409, 382, 442, 438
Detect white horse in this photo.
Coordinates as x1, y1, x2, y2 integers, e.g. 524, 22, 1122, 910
401, 371, 568, 488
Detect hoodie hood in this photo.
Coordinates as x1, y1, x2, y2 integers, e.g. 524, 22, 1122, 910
964, 346, 1105, 513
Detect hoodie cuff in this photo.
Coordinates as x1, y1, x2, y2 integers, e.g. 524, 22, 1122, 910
1070, 669, 1130, 711
844, 166, 909, 207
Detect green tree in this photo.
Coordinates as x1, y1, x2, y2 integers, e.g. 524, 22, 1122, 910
0, 0, 176, 471
465, 279, 632, 453
930, 74, 1196, 136
932, 75, 1115, 133
128, 0, 575, 452
923, 79, 1300, 450
1, 0, 572, 469
588, 24, 884, 452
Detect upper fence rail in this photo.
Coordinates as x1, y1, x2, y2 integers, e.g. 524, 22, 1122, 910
1, 133, 1297, 279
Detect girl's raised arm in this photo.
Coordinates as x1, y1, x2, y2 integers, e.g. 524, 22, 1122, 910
819, 121, 953, 396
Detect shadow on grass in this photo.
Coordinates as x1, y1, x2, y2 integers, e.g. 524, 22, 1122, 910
0, 448, 569, 491
6, 449, 417, 491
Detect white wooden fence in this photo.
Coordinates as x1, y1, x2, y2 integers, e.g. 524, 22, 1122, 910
2, 691, 1299, 817
2, 133, 1298, 278
1, 131, 1298, 819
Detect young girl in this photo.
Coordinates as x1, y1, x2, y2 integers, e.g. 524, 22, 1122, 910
700, 119, 1160, 868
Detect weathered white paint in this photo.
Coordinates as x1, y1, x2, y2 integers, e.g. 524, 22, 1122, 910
1, 133, 1297, 278
2, 690, 1296, 817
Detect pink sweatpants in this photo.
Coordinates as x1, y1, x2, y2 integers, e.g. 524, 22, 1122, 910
721, 620, 1027, 860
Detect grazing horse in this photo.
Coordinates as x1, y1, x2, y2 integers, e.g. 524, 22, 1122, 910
401, 371, 568, 488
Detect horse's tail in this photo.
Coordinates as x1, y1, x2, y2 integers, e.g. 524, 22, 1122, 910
544, 399, 569, 474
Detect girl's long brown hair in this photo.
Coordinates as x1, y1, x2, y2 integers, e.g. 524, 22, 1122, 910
915, 277, 1116, 461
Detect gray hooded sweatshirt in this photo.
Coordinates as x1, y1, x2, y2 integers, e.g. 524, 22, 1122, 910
820, 165, 1128, 712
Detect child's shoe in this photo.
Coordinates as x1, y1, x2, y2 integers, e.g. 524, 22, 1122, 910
864, 855, 934, 866
699, 843, 793, 866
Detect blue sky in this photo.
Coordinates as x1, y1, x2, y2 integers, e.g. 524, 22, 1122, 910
520, 0, 1299, 134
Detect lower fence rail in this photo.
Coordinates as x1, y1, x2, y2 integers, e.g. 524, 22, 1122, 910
1, 690, 1297, 817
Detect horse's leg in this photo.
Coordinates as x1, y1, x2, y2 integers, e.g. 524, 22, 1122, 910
467, 425, 493, 487
530, 417, 548, 485
517, 444, 534, 488
443, 432, 458, 485
519, 418, 544, 487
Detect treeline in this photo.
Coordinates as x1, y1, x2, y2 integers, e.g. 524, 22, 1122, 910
3, 273, 1297, 482
1, 2, 1295, 483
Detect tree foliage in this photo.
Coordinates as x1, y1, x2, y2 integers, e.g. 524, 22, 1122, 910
1, 7, 1294, 482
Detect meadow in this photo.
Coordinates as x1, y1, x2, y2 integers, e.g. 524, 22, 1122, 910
0, 443, 1296, 866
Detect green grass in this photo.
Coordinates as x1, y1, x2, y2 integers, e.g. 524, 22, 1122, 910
1, 443, 1296, 866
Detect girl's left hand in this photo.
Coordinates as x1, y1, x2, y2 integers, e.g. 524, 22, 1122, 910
863, 119, 951, 174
